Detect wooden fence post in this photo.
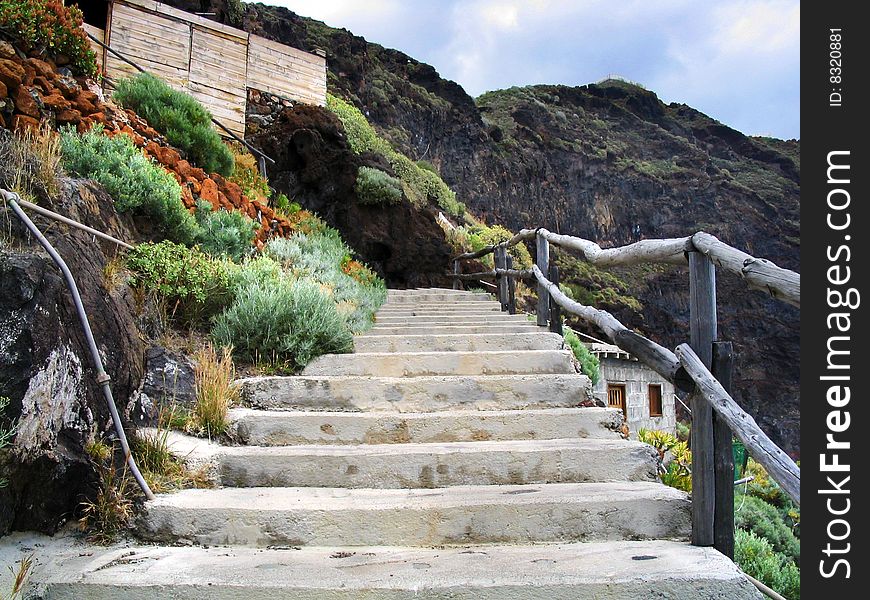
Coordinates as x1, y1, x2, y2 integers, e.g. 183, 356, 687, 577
688, 250, 717, 547
536, 231, 550, 327
495, 246, 509, 311
548, 265, 562, 335
712, 341, 735, 559
453, 259, 462, 290
506, 254, 517, 314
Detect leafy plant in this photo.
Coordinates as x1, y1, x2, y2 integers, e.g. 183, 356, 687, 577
735, 529, 800, 599
190, 344, 239, 438
212, 276, 354, 370
355, 166, 403, 205
327, 94, 465, 216
272, 192, 300, 218
0, 0, 97, 76
112, 73, 234, 177
60, 125, 199, 244
194, 200, 258, 262
638, 428, 692, 492
126, 241, 233, 326
562, 328, 600, 385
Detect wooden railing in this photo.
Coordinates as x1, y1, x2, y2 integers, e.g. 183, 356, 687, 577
451, 227, 800, 557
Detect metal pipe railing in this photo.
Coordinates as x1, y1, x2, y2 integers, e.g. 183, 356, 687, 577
2, 189, 154, 500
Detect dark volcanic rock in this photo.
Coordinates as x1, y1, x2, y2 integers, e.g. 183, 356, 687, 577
0, 180, 145, 535
130, 346, 197, 426
251, 105, 454, 287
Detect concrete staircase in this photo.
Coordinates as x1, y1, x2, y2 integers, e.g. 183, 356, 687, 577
38, 288, 761, 598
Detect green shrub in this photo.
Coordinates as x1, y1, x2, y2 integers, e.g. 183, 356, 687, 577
60, 125, 199, 244
0, 0, 97, 77
735, 529, 800, 599
735, 494, 800, 563
266, 232, 386, 333
227, 254, 284, 292
326, 94, 465, 216
126, 241, 233, 325
194, 201, 258, 261
355, 166, 403, 205
563, 329, 600, 385
112, 73, 234, 177
272, 192, 300, 218
212, 277, 353, 369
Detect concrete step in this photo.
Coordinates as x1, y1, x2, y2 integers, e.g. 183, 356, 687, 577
216, 438, 658, 488
353, 332, 564, 353
239, 373, 592, 412
386, 293, 491, 304
387, 287, 477, 294
377, 305, 503, 314
230, 407, 624, 446
32, 537, 763, 599
302, 350, 575, 377
19, 533, 762, 600
365, 324, 540, 336
374, 314, 530, 325
137, 482, 690, 547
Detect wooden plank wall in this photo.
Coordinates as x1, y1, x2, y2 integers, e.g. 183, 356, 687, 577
188, 28, 248, 136
100, 0, 328, 139
247, 36, 327, 107
82, 24, 105, 71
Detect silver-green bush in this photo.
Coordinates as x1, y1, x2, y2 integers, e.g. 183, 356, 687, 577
212, 277, 353, 369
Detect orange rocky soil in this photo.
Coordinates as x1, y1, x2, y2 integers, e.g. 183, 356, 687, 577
0, 41, 294, 247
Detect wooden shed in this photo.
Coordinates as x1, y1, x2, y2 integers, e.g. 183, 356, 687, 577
79, 0, 327, 138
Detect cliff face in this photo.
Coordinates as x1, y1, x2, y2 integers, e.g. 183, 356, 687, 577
162, 1, 800, 456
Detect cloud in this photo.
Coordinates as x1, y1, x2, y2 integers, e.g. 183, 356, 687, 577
258, 0, 799, 138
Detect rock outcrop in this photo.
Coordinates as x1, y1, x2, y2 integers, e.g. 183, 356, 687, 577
0, 179, 145, 535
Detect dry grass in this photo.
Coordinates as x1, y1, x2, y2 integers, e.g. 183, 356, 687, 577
191, 344, 239, 438
132, 407, 212, 493
102, 255, 130, 291
2, 553, 34, 600
0, 124, 62, 202
78, 451, 134, 545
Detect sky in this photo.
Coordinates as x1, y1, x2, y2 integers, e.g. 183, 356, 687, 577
257, 0, 800, 140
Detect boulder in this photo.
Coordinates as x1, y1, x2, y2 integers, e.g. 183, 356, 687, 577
0, 179, 144, 535
130, 346, 197, 426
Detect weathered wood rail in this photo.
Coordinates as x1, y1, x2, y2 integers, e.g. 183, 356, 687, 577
450, 226, 801, 557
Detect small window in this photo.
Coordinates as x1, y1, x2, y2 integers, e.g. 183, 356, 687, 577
607, 384, 626, 418
648, 384, 663, 417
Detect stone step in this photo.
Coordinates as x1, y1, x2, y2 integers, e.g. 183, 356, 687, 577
385, 293, 492, 304
365, 324, 541, 336
215, 438, 658, 488
24, 534, 763, 600
387, 287, 476, 294
302, 350, 575, 377
374, 314, 530, 324
377, 304, 503, 314
239, 373, 591, 412
137, 482, 690, 547
230, 407, 623, 446
353, 332, 564, 353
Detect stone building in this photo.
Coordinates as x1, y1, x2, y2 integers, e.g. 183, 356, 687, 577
588, 342, 676, 437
